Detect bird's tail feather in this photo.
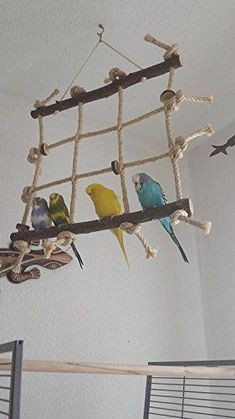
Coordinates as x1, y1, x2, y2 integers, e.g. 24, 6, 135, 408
70, 241, 84, 269
162, 224, 189, 263
112, 228, 130, 269
169, 231, 189, 263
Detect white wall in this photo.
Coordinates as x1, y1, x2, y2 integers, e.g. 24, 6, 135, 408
0, 93, 207, 418
189, 122, 235, 359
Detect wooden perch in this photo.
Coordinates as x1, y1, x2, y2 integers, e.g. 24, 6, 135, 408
0, 359, 235, 379
10, 198, 192, 243
31, 55, 182, 119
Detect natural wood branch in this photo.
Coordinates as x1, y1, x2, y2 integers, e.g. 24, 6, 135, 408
31, 55, 182, 119
0, 359, 235, 378
10, 198, 192, 242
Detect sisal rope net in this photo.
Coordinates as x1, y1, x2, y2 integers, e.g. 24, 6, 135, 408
11, 33, 213, 273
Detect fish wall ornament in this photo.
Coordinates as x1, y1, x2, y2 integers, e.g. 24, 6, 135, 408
210, 134, 235, 157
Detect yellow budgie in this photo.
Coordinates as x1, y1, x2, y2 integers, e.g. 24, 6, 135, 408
86, 183, 129, 268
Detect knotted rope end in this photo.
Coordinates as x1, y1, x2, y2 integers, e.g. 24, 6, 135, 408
205, 124, 214, 137
120, 222, 141, 235
171, 209, 189, 225
42, 231, 75, 259
104, 68, 127, 84
21, 186, 36, 204
144, 34, 157, 44
70, 86, 86, 97
201, 221, 212, 234
146, 247, 158, 259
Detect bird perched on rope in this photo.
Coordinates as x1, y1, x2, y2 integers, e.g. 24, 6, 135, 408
49, 193, 84, 269
31, 197, 51, 231
132, 173, 189, 263
86, 183, 129, 268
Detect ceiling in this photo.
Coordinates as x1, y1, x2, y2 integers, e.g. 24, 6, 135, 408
1, 0, 235, 152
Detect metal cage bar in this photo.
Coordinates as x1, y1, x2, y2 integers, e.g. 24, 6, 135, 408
0, 341, 23, 419
143, 360, 235, 419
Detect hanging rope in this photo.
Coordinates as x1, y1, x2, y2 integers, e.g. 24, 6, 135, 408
120, 223, 158, 258
12, 241, 31, 274
21, 117, 44, 225
145, 33, 213, 234
70, 102, 84, 222
100, 39, 142, 70
42, 101, 84, 259
21, 89, 59, 226
12, 91, 59, 274
97, 24, 142, 70
117, 87, 130, 213
60, 42, 100, 101
164, 104, 183, 200
116, 87, 157, 258
60, 24, 142, 101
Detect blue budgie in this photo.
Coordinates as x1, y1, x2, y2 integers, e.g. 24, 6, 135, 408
31, 197, 51, 231
132, 173, 189, 263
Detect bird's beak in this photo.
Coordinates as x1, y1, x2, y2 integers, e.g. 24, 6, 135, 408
86, 187, 91, 196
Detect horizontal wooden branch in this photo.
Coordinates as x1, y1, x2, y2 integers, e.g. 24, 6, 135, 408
0, 359, 235, 378
10, 198, 192, 242
31, 55, 182, 119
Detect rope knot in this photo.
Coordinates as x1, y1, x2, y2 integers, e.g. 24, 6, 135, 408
71, 174, 77, 184
34, 89, 59, 109
145, 247, 158, 259
42, 241, 57, 259
144, 35, 179, 61
120, 222, 141, 235
163, 44, 179, 60
43, 231, 74, 259
12, 240, 31, 274
39, 143, 49, 156
120, 223, 158, 259
170, 209, 188, 225
27, 147, 40, 164
21, 186, 35, 204
34, 100, 45, 109
13, 240, 31, 254
70, 86, 86, 97
204, 124, 214, 137
57, 231, 74, 246
173, 90, 184, 111
104, 67, 127, 84
200, 221, 212, 234
174, 136, 188, 159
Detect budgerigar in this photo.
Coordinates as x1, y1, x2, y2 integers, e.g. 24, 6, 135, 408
49, 193, 84, 269
86, 183, 129, 268
132, 173, 189, 263
31, 197, 51, 231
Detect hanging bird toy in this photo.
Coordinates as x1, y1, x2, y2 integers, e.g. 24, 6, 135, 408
0, 26, 214, 282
